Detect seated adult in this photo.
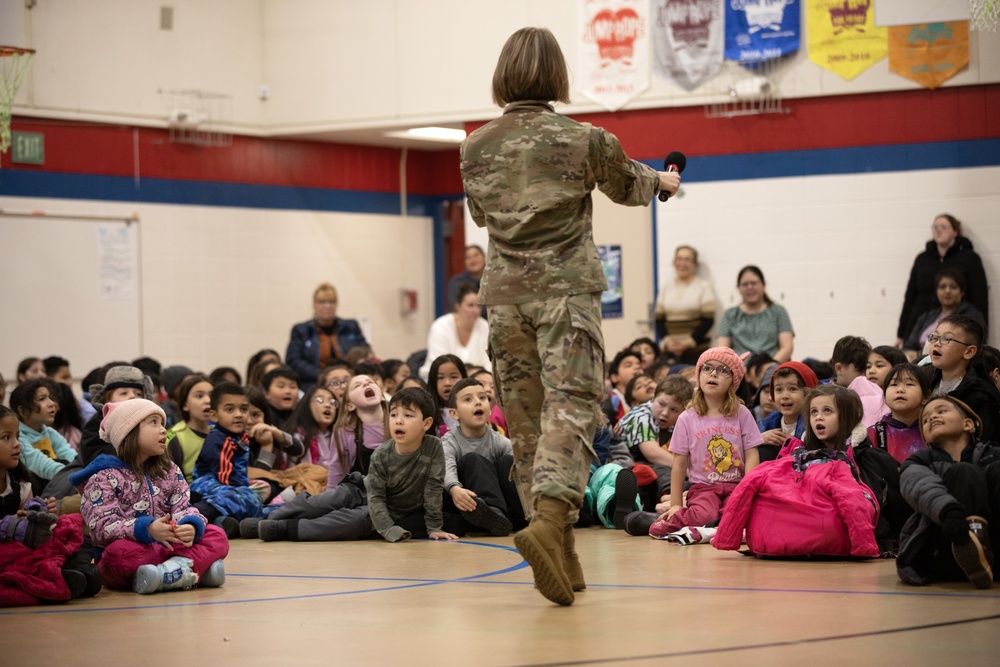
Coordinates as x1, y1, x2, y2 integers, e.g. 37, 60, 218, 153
716, 265, 794, 363
903, 268, 986, 362
654, 245, 718, 364
419, 284, 492, 380
447, 245, 486, 313
286, 282, 368, 389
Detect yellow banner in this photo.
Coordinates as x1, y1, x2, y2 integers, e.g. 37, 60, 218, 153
889, 22, 969, 89
807, 0, 887, 80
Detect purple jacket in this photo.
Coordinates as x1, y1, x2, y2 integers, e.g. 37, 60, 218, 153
715, 439, 880, 558
70, 454, 206, 549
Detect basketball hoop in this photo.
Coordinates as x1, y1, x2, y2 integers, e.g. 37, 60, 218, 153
971, 0, 999, 31
0, 46, 35, 154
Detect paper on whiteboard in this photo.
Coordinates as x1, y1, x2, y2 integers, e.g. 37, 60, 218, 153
98, 224, 136, 300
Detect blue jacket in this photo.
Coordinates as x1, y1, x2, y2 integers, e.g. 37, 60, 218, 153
756, 410, 806, 462
285, 318, 368, 387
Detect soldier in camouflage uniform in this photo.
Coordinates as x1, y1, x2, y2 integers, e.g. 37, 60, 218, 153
460, 27, 680, 606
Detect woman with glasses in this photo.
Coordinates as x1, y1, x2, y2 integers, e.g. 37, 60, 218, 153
903, 268, 987, 362
896, 214, 989, 349
716, 265, 794, 363
286, 282, 369, 390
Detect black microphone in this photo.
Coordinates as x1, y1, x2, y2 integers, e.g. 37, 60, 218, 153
658, 151, 687, 202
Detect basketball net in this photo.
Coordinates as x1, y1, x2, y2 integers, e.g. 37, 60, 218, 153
971, 0, 1000, 31
0, 47, 35, 154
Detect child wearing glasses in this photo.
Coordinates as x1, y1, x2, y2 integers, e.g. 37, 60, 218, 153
648, 347, 762, 541
928, 315, 1000, 443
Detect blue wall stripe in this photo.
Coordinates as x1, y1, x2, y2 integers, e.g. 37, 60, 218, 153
2, 139, 997, 210
639, 138, 1000, 182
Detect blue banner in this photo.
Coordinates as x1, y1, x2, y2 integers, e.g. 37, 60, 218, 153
724, 0, 800, 65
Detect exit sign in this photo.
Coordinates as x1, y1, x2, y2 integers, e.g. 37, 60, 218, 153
12, 131, 44, 164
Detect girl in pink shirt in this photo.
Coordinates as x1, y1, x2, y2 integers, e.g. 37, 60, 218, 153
651, 347, 762, 538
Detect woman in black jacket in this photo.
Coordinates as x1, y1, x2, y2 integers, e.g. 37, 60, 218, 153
896, 214, 989, 346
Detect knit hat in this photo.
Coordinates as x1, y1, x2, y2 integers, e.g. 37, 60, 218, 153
99, 399, 166, 451
695, 347, 750, 389
161, 365, 194, 398
769, 361, 819, 399
89, 365, 155, 407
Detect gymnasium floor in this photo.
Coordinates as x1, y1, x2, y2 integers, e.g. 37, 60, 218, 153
5, 527, 1000, 666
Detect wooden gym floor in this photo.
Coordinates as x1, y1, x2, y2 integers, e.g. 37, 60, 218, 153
5, 527, 1000, 666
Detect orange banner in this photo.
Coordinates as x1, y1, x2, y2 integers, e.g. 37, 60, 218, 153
889, 22, 969, 89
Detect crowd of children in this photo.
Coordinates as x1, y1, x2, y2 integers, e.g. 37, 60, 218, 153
2, 306, 999, 606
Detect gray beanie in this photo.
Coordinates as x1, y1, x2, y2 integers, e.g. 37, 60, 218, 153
89, 365, 155, 407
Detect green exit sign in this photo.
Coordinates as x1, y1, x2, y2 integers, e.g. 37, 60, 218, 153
12, 131, 44, 164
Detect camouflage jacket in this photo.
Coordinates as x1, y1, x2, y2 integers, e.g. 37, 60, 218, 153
460, 101, 660, 305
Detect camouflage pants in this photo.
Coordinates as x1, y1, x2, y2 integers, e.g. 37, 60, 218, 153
488, 293, 605, 520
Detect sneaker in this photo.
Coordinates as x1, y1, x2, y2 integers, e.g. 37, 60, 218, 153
952, 516, 994, 589
133, 557, 198, 595
612, 468, 639, 530
623, 511, 657, 536
199, 559, 226, 588
652, 526, 717, 545
257, 519, 289, 542
213, 516, 240, 539
239, 517, 262, 539
461, 498, 513, 537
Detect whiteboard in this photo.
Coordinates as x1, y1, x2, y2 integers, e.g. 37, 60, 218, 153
0, 214, 142, 382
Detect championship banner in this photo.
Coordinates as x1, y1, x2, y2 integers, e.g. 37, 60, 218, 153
888, 22, 969, 89
725, 0, 800, 65
652, 0, 725, 90
807, 0, 887, 80
578, 0, 650, 111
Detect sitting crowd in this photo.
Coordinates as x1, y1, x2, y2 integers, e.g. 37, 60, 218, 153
2, 304, 1000, 606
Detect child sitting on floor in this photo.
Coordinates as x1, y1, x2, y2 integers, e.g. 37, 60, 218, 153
442, 378, 521, 537
897, 396, 1000, 589
190, 383, 264, 538
70, 400, 228, 594
868, 363, 930, 464
756, 361, 819, 462
648, 347, 762, 542
714, 388, 881, 558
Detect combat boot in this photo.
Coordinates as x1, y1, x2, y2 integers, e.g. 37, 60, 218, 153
563, 524, 586, 592
513, 497, 574, 605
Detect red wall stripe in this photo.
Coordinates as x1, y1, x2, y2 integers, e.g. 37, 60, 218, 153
467, 84, 1000, 162
6, 85, 997, 197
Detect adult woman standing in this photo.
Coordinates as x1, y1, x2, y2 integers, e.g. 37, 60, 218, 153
418, 284, 491, 379
896, 214, 989, 346
716, 266, 794, 363
902, 268, 986, 361
286, 283, 368, 389
654, 245, 718, 364
460, 27, 679, 606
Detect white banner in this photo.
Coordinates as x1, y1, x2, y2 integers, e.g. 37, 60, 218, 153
652, 0, 725, 90
578, 0, 651, 111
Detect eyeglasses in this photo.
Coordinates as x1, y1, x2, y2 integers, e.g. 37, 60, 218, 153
327, 379, 349, 389
313, 396, 337, 406
700, 364, 732, 377
927, 333, 972, 347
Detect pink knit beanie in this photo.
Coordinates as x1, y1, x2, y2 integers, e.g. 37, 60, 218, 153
99, 399, 166, 451
695, 347, 750, 389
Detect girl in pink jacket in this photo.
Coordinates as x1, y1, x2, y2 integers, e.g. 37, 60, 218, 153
715, 385, 881, 558
70, 400, 229, 594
